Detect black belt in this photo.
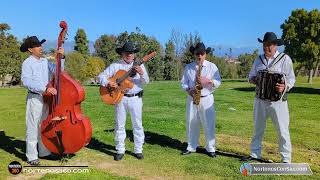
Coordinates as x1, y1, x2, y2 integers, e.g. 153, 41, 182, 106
201, 93, 212, 98
124, 91, 143, 98
28, 91, 40, 95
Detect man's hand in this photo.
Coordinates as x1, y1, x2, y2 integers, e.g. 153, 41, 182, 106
107, 81, 118, 89
187, 89, 194, 97
276, 83, 286, 93
133, 66, 144, 75
46, 87, 57, 95
200, 77, 213, 87
57, 47, 65, 56
249, 76, 256, 84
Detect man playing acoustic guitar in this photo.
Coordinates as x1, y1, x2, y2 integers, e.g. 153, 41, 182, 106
98, 42, 149, 161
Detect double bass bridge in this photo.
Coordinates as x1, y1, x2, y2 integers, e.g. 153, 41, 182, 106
51, 116, 67, 121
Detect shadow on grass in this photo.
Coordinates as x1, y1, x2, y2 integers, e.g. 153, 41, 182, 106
86, 137, 135, 158
0, 131, 26, 161
0, 131, 77, 162
103, 129, 259, 162
105, 129, 187, 151
222, 79, 248, 82
233, 86, 320, 95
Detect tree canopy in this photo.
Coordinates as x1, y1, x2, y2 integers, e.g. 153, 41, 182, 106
281, 9, 320, 83
74, 28, 89, 56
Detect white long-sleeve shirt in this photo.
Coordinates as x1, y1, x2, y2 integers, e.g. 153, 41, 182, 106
21, 55, 65, 94
98, 59, 149, 94
248, 51, 295, 90
181, 60, 221, 96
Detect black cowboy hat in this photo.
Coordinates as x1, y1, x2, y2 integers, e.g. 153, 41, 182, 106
258, 32, 284, 46
116, 41, 140, 55
189, 42, 211, 55
20, 36, 46, 52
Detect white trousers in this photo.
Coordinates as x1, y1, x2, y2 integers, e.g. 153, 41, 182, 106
114, 96, 144, 154
185, 95, 216, 153
250, 97, 292, 163
26, 93, 51, 161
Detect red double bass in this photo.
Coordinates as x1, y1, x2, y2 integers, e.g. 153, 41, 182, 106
41, 21, 92, 155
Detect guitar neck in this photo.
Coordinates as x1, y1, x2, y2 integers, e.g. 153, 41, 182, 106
116, 59, 144, 84
114, 51, 156, 85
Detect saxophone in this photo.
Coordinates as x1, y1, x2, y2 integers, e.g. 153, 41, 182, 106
193, 61, 203, 105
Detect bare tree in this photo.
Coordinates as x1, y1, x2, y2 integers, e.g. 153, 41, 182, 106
170, 28, 184, 58
170, 28, 185, 80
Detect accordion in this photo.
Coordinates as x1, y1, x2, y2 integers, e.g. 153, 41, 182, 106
255, 70, 286, 101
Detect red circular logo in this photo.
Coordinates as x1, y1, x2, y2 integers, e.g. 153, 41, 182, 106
8, 161, 22, 175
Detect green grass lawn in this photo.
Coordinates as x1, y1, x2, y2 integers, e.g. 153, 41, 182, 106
0, 77, 319, 179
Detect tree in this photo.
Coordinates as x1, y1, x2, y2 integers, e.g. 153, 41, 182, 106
207, 55, 228, 78
94, 34, 117, 66
163, 40, 178, 80
170, 28, 184, 80
117, 30, 163, 80
170, 28, 184, 58
182, 32, 202, 65
82, 56, 105, 83
74, 28, 89, 56
0, 23, 26, 86
0, 23, 10, 33
281, 9, 320, 83
65, 52, 87, 83
141, 37, 163, 81
237, 50, 259, 78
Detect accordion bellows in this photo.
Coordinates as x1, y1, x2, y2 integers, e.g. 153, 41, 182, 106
255, 70, 286, 101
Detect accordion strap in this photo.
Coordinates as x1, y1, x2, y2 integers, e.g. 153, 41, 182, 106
271, 52, 286, 67
260, 52, 286, 70
259, 55, 267, 67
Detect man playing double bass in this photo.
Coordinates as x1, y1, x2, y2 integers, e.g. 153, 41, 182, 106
98, 42, 149, 161
20, 36, 65, 165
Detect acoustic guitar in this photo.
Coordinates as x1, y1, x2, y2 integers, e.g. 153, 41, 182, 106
100, 51, 156, 105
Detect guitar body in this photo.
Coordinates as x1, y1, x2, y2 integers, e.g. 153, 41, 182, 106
99, 51, 156, 105
100, 70, 134, 105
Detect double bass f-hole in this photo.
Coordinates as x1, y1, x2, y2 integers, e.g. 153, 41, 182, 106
66, 109, 77, 125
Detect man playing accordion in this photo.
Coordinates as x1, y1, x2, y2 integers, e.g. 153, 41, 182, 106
247, 32, 295, 163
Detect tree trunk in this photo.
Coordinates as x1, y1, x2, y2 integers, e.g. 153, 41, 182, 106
308, 69, 313, 84
0, 75, 4, 87
313, 61, 320, 77
8, 75, 15, 88
294, 63, 303, 77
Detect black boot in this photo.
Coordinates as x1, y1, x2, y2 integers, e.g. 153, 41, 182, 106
114, 153, 124, 161
181, 150, 192, 155
207, 152, 216, 158
134, 153, 144, 160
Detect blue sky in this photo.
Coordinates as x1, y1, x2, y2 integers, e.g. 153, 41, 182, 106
1, 0, 319, 49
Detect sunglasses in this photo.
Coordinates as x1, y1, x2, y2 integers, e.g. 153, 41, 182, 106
195, 52, 205, 56
124, 51, 134, 55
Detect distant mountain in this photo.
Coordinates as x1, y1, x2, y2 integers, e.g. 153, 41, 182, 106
42, 41, 95, 54
211, 45, 284, 58
42, 40, 283, 58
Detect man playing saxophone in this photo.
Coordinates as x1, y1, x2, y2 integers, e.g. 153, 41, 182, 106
181, 42, 221, 158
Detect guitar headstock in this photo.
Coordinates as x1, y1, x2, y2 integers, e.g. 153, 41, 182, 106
142, 51, 157, 63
